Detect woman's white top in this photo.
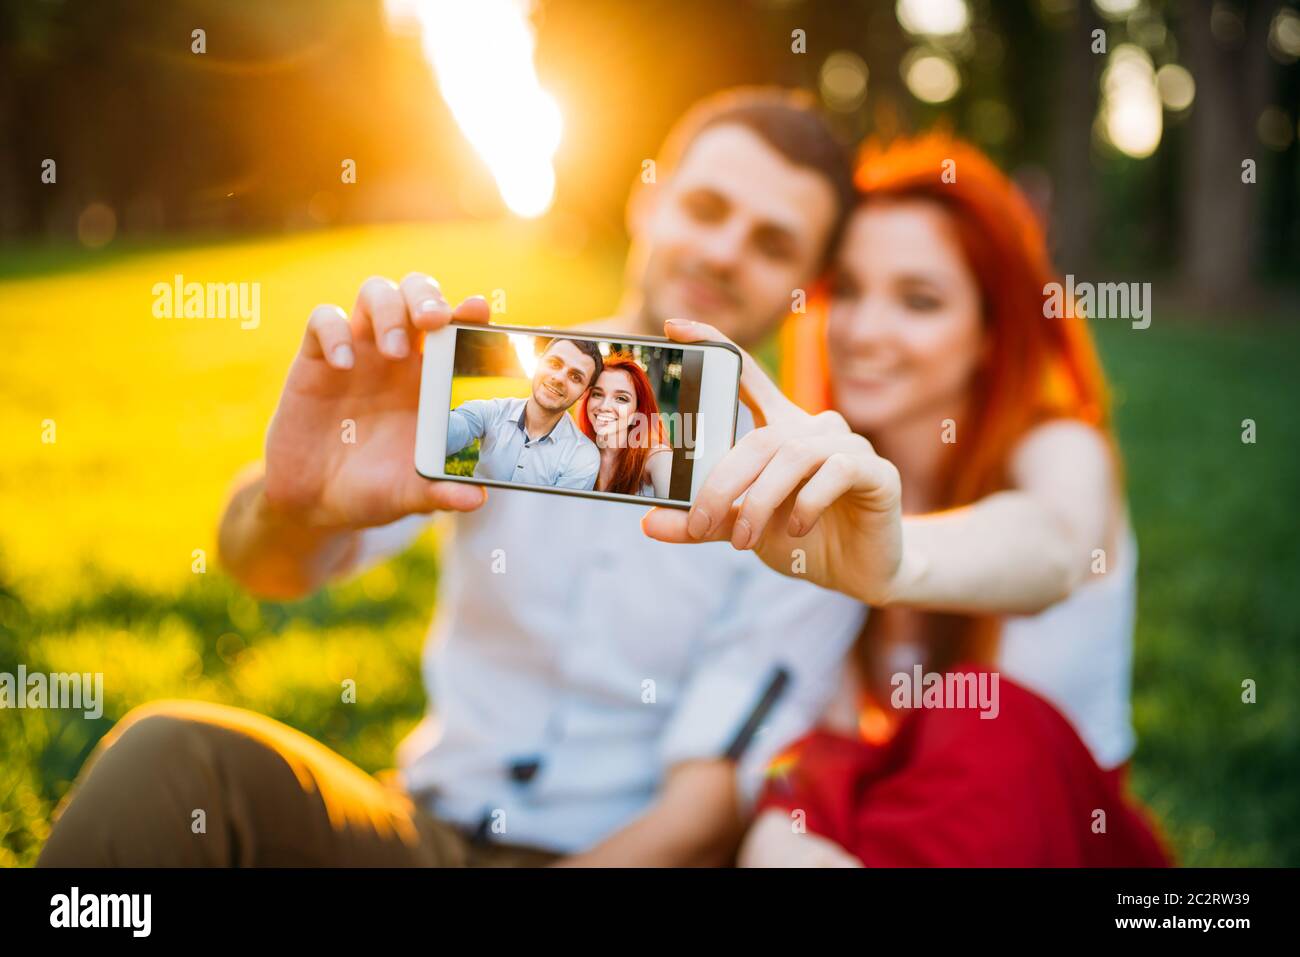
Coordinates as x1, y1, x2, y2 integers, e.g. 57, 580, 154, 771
996, 523, 1139, 769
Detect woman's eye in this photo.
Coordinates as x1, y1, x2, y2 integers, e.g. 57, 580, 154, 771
903, 293, 942, 312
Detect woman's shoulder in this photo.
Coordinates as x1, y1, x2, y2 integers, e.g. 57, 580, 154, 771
1008, 418, 1117, 489
1012, 417, 1112, 461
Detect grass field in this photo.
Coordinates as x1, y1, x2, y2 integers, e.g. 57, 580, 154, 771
1, 223, 1296, 866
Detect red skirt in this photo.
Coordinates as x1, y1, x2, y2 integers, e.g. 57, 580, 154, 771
755, 668, 1172, 867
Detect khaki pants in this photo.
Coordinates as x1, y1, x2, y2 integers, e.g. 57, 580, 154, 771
36, 699, 562, 868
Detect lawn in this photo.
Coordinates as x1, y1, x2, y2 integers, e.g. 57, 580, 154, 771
1, 223, 1296, 866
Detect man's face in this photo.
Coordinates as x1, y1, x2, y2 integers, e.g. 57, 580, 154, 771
630, 124, 838, 349
531, 339, 597, 413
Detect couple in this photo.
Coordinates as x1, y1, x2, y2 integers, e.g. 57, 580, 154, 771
448, 338, 672, 497
39, 87, 1167, 867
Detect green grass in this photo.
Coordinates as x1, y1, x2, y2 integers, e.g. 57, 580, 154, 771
1, 225, 1296, 866
1094, 317, 1300, 866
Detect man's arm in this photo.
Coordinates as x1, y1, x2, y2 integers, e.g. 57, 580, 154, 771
446, 399, 493, 457
553, 759, 745, 867
218, 465, 363, 601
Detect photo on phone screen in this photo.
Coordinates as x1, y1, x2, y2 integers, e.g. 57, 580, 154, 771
447, 327, 701, 500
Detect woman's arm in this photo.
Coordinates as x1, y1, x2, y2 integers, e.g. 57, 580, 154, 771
643, 319, 1119, 618
645, 447, 673, 498
887, 420, 1117, 614
738, 809, 863, 867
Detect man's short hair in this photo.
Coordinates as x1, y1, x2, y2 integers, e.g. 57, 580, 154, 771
652, 87, 856, 267
540, 337, 603, 388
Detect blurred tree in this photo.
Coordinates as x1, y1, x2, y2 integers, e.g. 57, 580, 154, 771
1178, 0, 1282, 305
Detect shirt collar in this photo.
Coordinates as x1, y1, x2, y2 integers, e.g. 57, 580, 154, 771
513, 398, 570, 445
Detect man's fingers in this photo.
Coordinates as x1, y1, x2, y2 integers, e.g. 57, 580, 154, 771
303, 304, 354, 369
399, 273, 452, 332
404, 478, 488, 515
663, 318, 801, 427
451, 295, 491, 324
354, 276, 410, 359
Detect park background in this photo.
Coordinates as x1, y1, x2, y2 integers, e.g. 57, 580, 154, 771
1, 0, 1297, 867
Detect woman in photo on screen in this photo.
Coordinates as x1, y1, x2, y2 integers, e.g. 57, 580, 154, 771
578, 352, 674, 498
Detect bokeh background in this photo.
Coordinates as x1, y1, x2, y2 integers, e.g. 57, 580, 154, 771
1, 0, 1297, 867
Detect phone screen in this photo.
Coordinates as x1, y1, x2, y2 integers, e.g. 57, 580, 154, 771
421, 324, 738, 507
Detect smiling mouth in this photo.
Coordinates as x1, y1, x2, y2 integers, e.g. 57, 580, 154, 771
544, 384, 564, 399
676, 275, 737, 309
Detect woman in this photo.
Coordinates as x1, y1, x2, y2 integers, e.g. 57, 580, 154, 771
578, 351, 674, 497
647, 132, 1170, 867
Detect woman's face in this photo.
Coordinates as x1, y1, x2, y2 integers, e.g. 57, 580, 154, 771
828, 199, 986, 436
587, 368, 638, 445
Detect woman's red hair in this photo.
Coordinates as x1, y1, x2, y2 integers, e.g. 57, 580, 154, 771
577, 352, 668, 495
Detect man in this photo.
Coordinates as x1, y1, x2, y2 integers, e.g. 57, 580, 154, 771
448, 337, 602, 490
38, 88, 863, 868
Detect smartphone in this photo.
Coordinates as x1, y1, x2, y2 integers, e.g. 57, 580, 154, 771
415, 322, 742, 509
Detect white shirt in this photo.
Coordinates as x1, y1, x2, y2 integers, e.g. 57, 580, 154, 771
997, 523, 1139, 769
356, 424, 866, 852
447, 396, 600, 490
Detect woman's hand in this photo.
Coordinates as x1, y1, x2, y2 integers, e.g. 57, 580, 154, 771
642, 319, 906, 607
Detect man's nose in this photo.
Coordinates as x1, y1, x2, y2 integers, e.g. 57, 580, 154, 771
695, 220, 747, 271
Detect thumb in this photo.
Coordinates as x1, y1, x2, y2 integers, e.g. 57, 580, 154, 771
405, 478, 487, 515
662, 318, 801, 428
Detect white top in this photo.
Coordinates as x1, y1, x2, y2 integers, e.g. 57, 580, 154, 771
355, 413, 866, 852
996, 524, 1139, 769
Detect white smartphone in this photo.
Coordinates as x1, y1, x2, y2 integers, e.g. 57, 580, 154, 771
415, 322, 742, 509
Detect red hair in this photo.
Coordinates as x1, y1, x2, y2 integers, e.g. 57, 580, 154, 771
577, 352, 668, 495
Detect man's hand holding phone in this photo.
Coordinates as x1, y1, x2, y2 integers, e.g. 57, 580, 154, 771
262, 273, 491, 531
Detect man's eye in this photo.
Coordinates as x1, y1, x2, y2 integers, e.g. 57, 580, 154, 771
756, 236, 795, 262
683, 193, 725, 222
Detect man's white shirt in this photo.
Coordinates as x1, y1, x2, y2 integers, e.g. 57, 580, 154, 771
356, 410, 865, 852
